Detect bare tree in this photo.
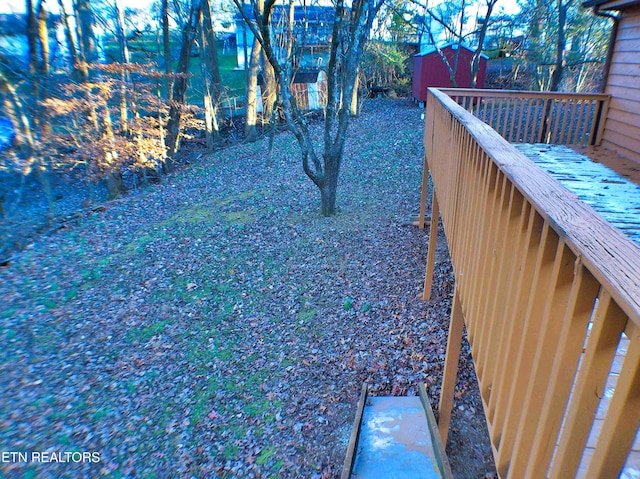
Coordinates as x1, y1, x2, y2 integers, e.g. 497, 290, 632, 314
36, 1, 50, 77
470, 0, 498, 87
235, 0, 384, 216
244, 0, 263, 143
164, 0, 202, 168
57, 0, 84, 78
200, 0, 225, 148
114, 0, 131, 133
26, 0, 39, 75
74, 0, 100, 66
162, 0, 173, 99
549, 0, 575, 91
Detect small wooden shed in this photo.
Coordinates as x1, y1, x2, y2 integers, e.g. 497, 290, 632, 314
412, 43, 487, 103
257, 70, 327, 112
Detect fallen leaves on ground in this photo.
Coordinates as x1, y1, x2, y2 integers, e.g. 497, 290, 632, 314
0, 99, 495, 478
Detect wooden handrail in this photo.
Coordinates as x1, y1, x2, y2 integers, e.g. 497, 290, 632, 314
420, 87, 640, 478
436, 88, 610, 147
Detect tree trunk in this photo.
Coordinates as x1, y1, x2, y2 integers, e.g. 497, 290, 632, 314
470, 0, 497, 88
75, 0, 99, 65
245, 35, 262, 142
200, 0, 224, 148
162, 0, 173, 100
106, 171, 127, 199
164, 0, 202, 167
261, 51, 276, 118
36, 1, 50, 77
35, 0, 52, 139
350, 69, 359, 117
550, 0, 570, 91
114, 0, 130, 133
27, 0, 38, 76
101, 100, 127, 198
527, 0, 545, 90
319, 156, 340, 216
57, 0, 83, 79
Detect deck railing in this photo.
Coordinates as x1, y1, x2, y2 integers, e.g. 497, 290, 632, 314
419, 87, 640, 478
437, 88, 610, 147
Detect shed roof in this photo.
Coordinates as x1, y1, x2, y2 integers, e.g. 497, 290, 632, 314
415, 42, 488, 60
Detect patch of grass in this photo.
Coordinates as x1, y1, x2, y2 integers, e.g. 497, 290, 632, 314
97, 257, 111, 267
191, 366, 244, 423
129, 319, 172, 343
80, 268, 102, 282
217, 189, 261, 206
243, 398, 272, 418
224, 211, 255, 225
38, 298, 58, 310
124, 381, 137, 395
106, 470, 124, 479
21, 467, 37, 479
256, 446, 277, 465
64, 287, 79, 302
298, 307, 317, 322
124, 233, 156, 255
164, 202, 219, 226
343, 298, 354, 311
223, 444, 239, 459
1, 307, 17, 319
92, 408, 110, 420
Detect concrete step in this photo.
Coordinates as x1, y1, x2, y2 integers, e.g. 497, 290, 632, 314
342, 384, 453, 479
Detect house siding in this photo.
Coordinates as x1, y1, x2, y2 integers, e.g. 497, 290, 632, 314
602, 5, 640, 163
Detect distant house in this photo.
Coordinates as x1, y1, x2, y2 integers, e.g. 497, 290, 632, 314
412, 43, 487, 103
234, 5, 335, 70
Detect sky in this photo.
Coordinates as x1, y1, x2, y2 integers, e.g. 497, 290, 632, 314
1, 0, 523, 15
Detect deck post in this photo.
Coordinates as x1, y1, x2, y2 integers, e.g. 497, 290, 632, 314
437, 286, 464, 447
419, 161, 430, 229
422, 191, 439, 301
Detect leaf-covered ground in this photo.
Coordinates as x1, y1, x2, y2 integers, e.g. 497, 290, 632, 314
0, 99, 495, 478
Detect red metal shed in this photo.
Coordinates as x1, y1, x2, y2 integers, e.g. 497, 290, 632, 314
412, 43, 487, 103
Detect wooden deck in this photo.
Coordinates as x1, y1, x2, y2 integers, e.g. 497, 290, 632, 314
420, 87, 640, 479
574, 145, 640, 188
516, 144, 640, 243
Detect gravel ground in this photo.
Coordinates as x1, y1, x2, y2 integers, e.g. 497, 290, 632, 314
0, 99, 495, 478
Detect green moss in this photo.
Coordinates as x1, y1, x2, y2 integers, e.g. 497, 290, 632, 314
129, 319, 172, 343
1, 307, 17, 319
256, 446, 277, 465
223, 444, 239, 459
224, 211, 255, 225
92, 408, 110, 420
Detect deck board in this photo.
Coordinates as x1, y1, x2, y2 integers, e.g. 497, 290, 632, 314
515, 144, 640, 244
573, 145, 640, 187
